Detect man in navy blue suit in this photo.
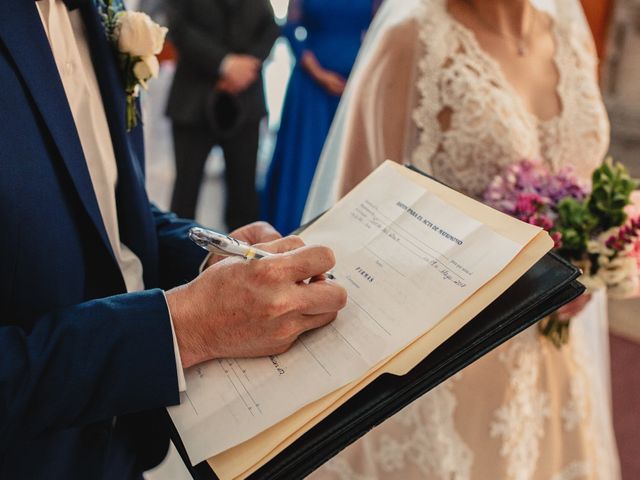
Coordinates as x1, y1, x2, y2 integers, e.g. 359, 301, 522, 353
0, 1, 346, 478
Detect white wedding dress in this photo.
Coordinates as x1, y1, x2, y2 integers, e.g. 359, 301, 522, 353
305, 0, 621, 478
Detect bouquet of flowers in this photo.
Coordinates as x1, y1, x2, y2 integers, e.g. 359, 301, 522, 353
483, 158, 640, 347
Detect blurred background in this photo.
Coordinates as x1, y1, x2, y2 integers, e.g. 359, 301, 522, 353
130, 0, 639, 477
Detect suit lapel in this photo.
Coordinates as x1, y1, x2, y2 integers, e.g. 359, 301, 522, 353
0, 0, 117, 264
79, 2, 159, 286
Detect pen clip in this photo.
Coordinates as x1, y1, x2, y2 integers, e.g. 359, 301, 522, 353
189, 227, 251, 257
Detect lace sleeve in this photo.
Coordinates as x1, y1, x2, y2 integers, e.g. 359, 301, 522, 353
282, 0, 308, 60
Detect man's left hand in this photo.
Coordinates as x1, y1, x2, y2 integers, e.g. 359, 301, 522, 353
204, 221, 282, 268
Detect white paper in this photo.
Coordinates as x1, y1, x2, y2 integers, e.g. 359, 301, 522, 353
168, 166, 532, 464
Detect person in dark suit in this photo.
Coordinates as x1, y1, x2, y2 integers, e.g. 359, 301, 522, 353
166, 0, 280, 229
0, 1, 345, 478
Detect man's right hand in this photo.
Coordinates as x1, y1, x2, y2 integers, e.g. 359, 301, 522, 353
218, 54, 260, 94
166, 236, 348, 368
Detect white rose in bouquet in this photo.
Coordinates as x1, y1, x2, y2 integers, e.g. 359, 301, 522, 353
597, 254, 640, 299
573, 259, 605, 292
578, 273, 606, 292
587, 228, 617, 256
116, 12, 167, 57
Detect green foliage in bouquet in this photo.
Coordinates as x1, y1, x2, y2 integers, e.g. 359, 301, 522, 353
588, 159, 637, 230
554, 198, 597, 261
554, 158, 638, 265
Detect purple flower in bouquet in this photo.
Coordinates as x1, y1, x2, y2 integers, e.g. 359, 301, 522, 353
484, 160, 546, 216
605, 216, 640, 253
528, 212, 555, 231
539, 167, 589, 205
483, 160, 588, 221
515, 192, 545, 219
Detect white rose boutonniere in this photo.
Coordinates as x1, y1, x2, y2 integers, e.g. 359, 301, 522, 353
116, 11, 167, 57
98, 1, 168, 131
132, 55, 160, 88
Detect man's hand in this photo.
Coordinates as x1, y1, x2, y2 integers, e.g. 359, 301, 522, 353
166, 236, 348, 368
204, 221, 281, 268
218, 54, 260, 94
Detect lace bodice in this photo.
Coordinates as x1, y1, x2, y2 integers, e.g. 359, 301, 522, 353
411, 0, 610, 199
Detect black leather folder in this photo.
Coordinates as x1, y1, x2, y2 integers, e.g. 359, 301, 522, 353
169, 254, 584, 480
168, 165, 585, 479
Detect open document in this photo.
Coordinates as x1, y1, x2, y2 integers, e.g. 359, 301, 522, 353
167, 161, 553, 479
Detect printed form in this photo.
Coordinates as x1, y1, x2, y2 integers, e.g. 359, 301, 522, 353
168, 166, 526, 464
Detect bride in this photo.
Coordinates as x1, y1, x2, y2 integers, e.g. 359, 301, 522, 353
304, 0, 621, 478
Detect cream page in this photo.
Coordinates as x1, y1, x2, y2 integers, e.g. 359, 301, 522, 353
168, 165, 527, 465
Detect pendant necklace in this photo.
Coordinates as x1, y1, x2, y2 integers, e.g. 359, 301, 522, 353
467, 3, 537, 56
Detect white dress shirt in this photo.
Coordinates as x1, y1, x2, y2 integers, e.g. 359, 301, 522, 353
36, 0, 186, 391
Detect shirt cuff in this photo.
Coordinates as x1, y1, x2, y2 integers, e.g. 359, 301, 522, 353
199, 252, 214, 273
162, 291, 187, 392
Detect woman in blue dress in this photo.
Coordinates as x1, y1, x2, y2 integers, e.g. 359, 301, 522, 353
261, 0, 376, 234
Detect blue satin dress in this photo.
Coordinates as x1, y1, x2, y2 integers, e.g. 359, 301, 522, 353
261, 0, 373, 234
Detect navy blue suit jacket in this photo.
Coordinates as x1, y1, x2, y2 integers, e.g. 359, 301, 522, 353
0, 1, 208, 478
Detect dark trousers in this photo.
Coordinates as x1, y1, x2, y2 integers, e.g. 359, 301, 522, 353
170, 120, 261, 230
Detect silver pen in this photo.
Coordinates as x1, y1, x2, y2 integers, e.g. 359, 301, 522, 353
188, 226, 336, 279
189, 227, 272, 259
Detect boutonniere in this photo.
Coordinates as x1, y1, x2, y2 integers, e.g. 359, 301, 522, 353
97, 0, 168, 131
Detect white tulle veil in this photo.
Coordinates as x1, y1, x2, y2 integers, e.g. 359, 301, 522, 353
302, 0, 593, 222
